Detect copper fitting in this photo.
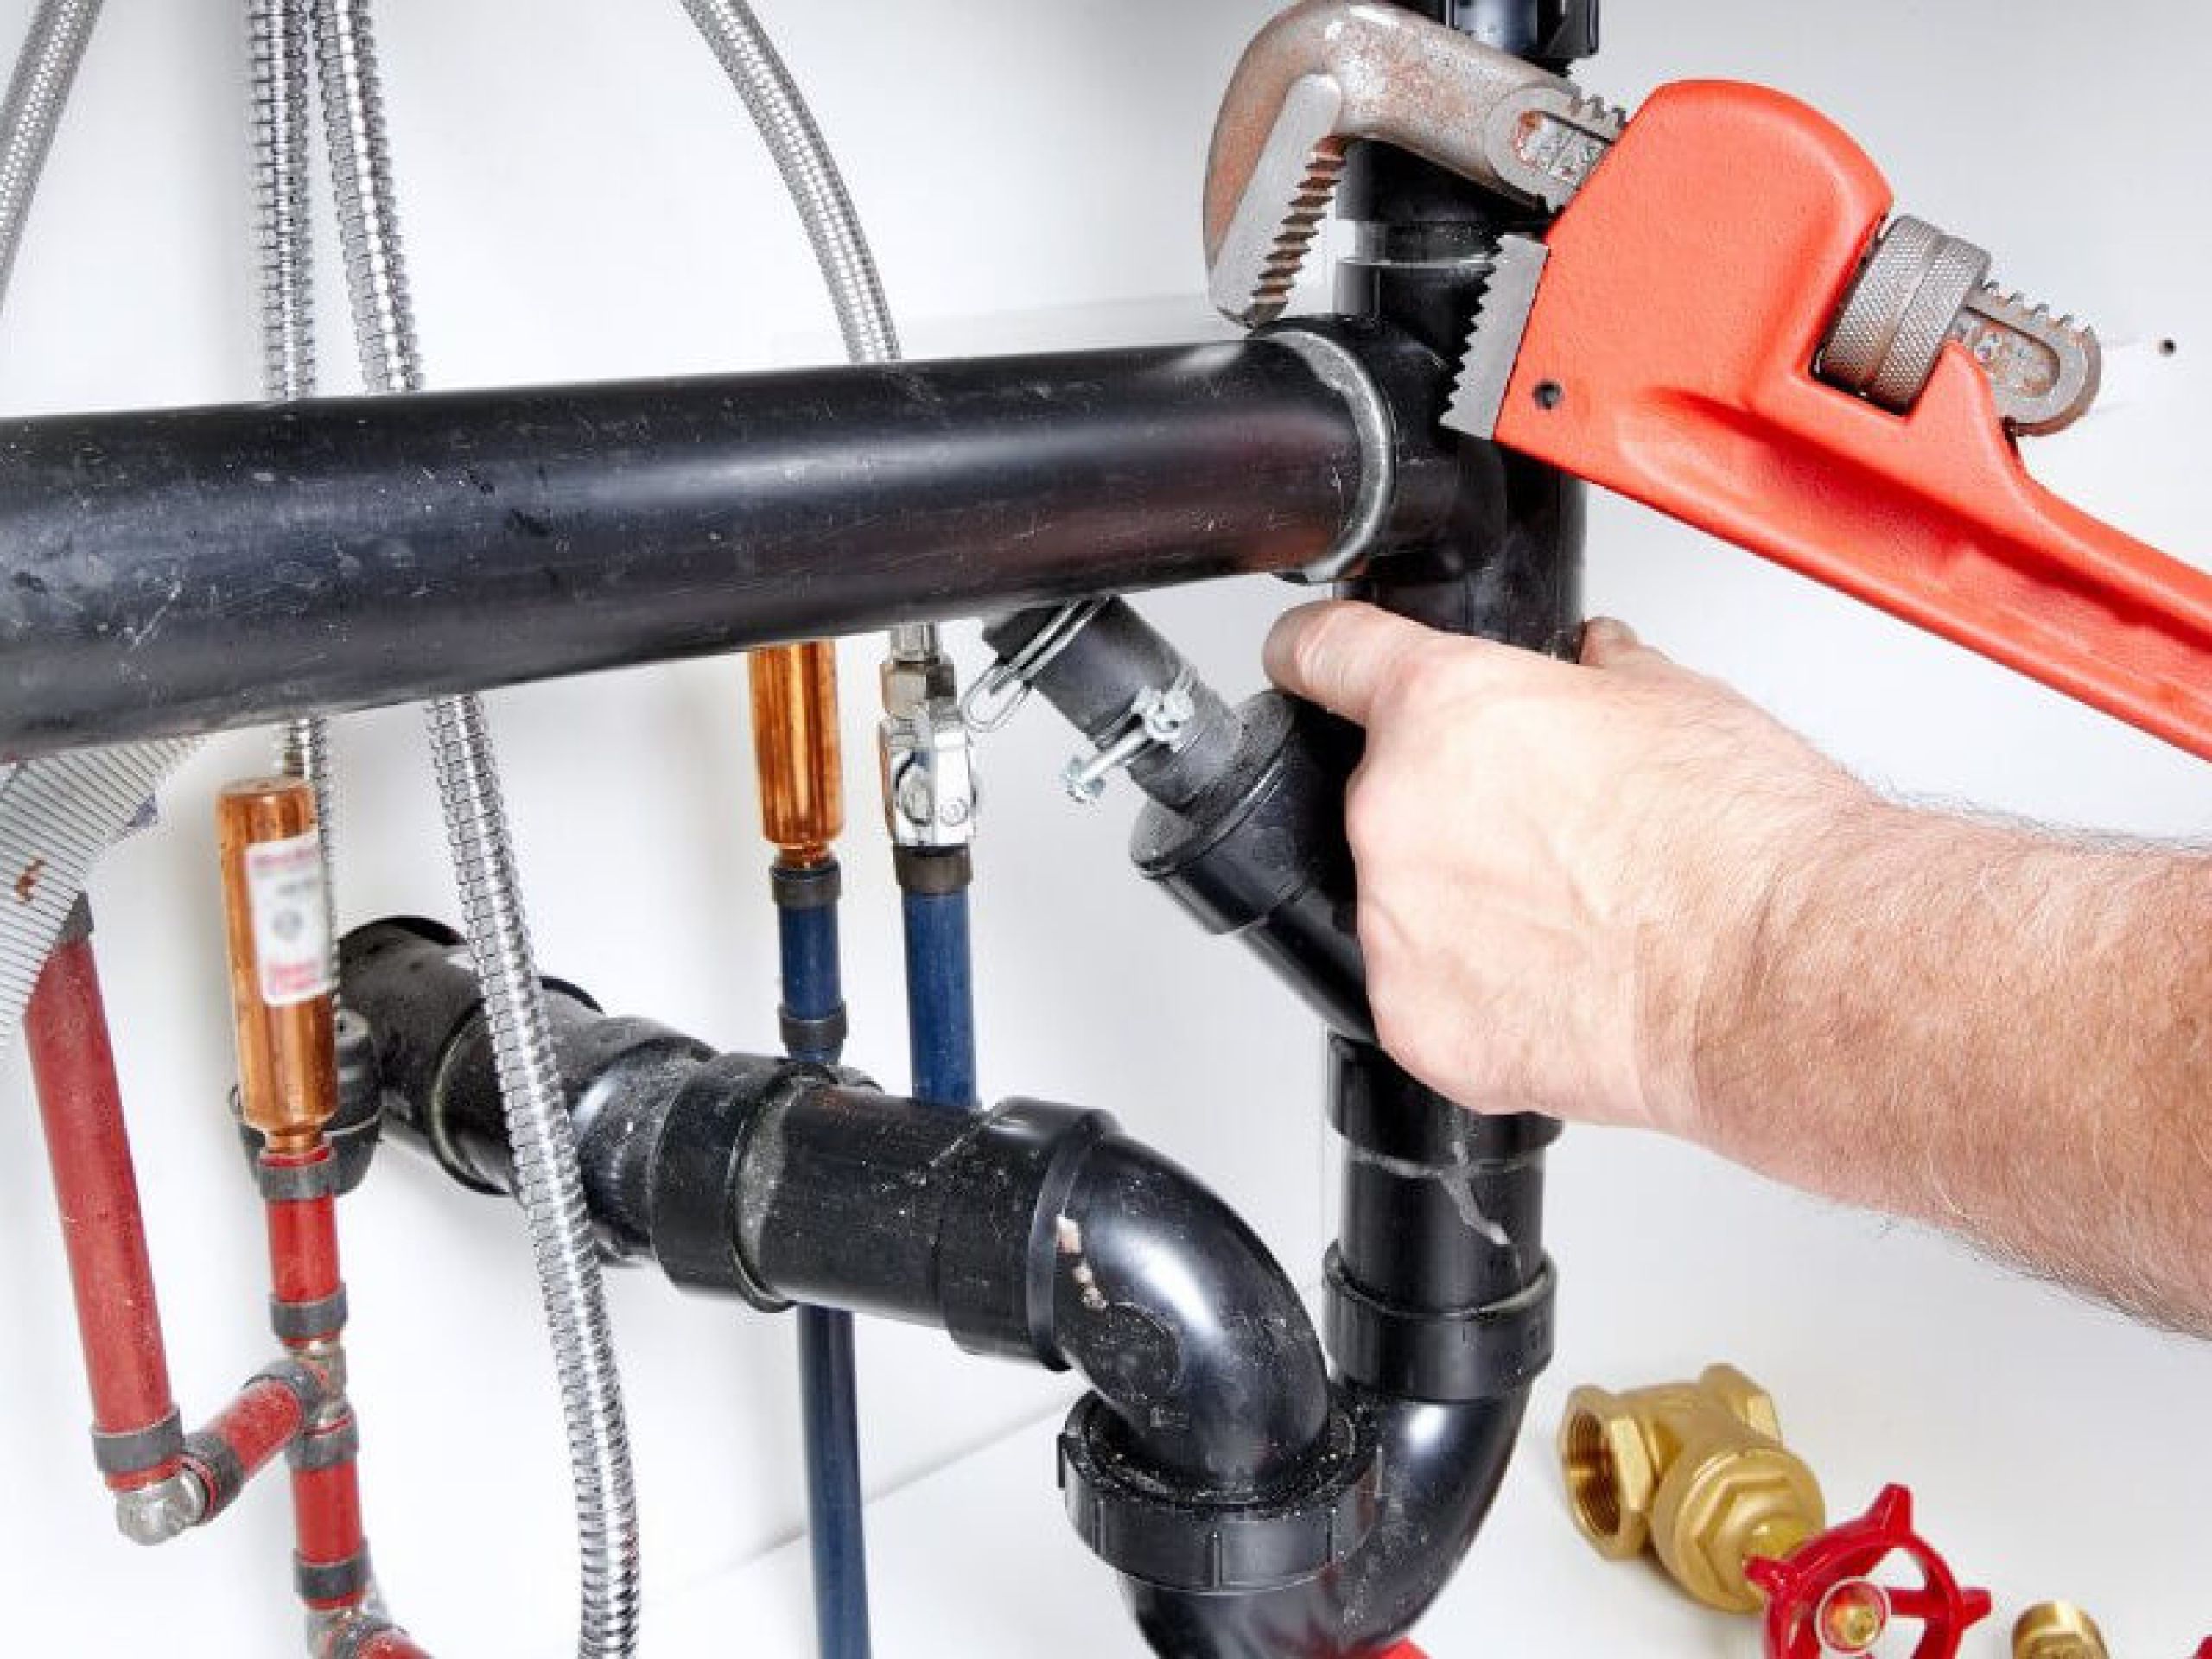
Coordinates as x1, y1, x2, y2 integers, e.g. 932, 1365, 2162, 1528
748, 642, 844, 866
1559, 1363, 1826, 1613
2015, 1604, 2108, 1659
218, 778, 337, 1154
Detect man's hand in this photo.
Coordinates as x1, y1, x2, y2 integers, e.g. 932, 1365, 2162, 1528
1266, 600, 2212, 1333
1264, 601, 1869, 1136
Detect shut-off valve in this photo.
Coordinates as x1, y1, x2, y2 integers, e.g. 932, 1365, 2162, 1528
1560, 1366, 1992, 1657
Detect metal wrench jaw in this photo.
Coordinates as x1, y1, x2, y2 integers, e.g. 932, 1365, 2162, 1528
1204, 0, 1622, 327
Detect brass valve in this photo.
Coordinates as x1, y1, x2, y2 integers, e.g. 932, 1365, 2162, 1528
1559, 1363, 1827, 1613
2014, 1604, 2108, 1659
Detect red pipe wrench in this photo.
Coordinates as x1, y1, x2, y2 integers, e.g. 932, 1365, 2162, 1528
1206, 1, 2212, 762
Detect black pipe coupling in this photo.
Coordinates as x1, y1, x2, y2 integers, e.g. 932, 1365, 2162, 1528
1326, 1038, 1559, 1402
1058, 1394, 1381, 1596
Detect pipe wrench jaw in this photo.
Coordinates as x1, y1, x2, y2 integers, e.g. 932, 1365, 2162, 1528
1202, 2, 1621, 328
1440, 79, 2212, 765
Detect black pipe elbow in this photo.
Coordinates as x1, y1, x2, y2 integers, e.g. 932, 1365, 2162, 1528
1048, 1135, 1329, 1492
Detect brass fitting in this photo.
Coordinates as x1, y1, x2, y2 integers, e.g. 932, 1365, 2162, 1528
218, 779, 338, 1154
2014, 1604, 2108, 1659
748, 641, 845, 867
1559, 1363, 1826, 1613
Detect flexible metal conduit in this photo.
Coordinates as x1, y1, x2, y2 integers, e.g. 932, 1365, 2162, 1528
0, 0, 199, 1061
0, 0, 94, 305
308, 3, 640, 1652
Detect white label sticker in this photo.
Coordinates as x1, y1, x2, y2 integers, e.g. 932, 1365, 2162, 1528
245, 831, 333, 1007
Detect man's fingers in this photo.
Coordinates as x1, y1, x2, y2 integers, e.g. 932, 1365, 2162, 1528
1264, 601, 1438, 724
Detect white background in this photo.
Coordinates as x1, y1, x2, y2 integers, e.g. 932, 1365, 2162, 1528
0, 0, 2204, 1654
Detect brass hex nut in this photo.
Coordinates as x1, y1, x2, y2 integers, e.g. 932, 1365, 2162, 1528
1661, 1446, 1826, 1613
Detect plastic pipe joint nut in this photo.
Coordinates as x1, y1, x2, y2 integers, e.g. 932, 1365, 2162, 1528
1559, 1363, 1826, 1613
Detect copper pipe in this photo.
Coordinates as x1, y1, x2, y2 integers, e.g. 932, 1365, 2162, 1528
218, 777, 338, 1154
748, 641, 844, 867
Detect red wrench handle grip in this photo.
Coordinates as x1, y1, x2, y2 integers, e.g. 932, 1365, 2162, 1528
1494, 81, 2212, 761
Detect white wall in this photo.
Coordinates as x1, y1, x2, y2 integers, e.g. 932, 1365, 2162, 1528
0, 1, 2203, 1654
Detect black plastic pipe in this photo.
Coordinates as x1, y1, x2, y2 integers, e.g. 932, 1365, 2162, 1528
340, 919, 1335, 1501
0, 327, 1454, 760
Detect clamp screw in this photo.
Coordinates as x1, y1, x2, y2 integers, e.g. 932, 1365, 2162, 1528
1060, 679, 1196, 805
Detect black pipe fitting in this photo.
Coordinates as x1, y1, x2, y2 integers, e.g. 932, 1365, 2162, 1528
340, 918, 1347, 1514
1327, 1039, 1558, 1403
982, 602, 1370, 1041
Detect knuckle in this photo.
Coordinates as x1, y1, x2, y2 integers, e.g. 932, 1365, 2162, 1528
1294, 604, 1358, 686
1342, 766, 1399, 863
1376, 639, 1459, 718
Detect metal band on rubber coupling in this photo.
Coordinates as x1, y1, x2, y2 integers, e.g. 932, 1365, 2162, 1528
270, 1287, 350, 1343
779, 1006, 849, 1058
91, 1412, 186, 1478
181, 1432, 249, 1516
769, 859, 842, 912
295, 1548, 375, 1606
257, 1157, 340, 1202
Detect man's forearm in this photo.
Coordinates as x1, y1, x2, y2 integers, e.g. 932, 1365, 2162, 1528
1691, 801, 2212, 1332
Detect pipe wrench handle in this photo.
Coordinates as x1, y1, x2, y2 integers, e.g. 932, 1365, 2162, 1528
1482, 82, 2212, 761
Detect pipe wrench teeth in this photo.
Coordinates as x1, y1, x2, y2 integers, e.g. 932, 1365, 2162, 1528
1443, 233, 1552, 442
1948, 285, 2102, 437
1205, 3, 1608, 328
1488, 86, 1625, 212
1210, 76, 1351, 327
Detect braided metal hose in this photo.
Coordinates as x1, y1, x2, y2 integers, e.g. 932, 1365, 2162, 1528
0, 1, 203, 1064
250, 0, 340, 969
679, 0, 896, 366
250, 0, 315, 403
310, 3, 639, 1653
677, 1, 950, 735
0, 0, 97, 307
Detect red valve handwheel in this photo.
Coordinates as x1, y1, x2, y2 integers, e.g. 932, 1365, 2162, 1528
1745, 1484, 1992, 1659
